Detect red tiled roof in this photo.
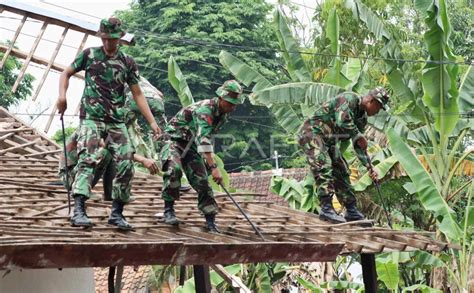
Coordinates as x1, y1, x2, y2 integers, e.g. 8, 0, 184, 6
229, 168, 308, 206
94, 266, 151, 293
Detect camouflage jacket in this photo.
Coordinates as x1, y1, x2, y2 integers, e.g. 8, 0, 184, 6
124, 78, 167, 131
71, 46, 140, 123
165, 97, 227, 153
301, 92, 369, 165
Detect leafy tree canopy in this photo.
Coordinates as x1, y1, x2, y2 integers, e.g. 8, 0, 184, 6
117, 0, 294, 171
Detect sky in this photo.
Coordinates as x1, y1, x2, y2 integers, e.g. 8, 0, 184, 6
1, 0, 316, 136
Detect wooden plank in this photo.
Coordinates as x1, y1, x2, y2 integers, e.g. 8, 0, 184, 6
0, 242, 343, 269
0, 14, 27, 69
0, 139, 39, 156
23, 149, 61, 157
211, 264, 251, 293
12, 21, 48, 93
32, 26, 69, 101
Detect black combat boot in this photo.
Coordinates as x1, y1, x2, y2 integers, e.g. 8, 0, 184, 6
344, 203, 365, 221
108, 200, 133, 230
319, 197, 346, 224
70, 195, 93, 227
163, 201, 179, 225
205, 214, 219, 233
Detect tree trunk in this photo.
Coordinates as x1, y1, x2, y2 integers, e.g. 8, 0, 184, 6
431, 266, 449, 292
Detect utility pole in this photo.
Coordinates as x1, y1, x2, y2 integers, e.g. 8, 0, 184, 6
272, 150, 283, 176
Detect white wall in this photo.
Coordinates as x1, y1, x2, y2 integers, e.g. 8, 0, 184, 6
0, 268, 95, 293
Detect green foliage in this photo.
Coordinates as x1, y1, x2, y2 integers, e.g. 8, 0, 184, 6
118, 1, 285, 172
270, 173, 318, 212
0, 50, 35, 109
51, 126, 76, 145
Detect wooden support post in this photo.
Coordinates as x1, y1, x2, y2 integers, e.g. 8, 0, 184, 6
12, 21, 48, 93
179, 265, 186, 286
361, 253, 377, 292
0, 14, 27, 69
193, 265, 211, 293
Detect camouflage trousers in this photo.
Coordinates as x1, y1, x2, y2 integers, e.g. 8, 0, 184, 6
72, 120, 135, 203
298, 128, 356, 207
60, 149, 114, 200
160, 140, 218, 215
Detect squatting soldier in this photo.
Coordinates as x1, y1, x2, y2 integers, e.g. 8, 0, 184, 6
124, 77, 168, 157
161, 80, 244, 232
56, 17, 160, 230
298, 87, 389, 223
59, 129, 159, 201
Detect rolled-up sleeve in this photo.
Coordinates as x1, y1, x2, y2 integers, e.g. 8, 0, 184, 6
194, 107, 215, 153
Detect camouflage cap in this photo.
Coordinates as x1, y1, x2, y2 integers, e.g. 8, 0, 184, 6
97, 17, 125, 39
369, 87, 390, 110
216, 80, 244, 105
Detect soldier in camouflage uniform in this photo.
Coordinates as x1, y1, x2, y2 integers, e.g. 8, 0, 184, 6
161, 80, 244, 232
58, 128, 159, 201
298, 87, 389, 223
56, 18, 161, 230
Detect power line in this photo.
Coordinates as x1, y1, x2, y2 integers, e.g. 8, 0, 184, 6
14, 1, 472, 66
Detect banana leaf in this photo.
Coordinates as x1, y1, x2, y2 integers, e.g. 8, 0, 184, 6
274, 9, 311, 82
376, 252, 400, 290
218, 50, 303, 133
387, 128, 462, 242
458, 65, 474, 117
415, 0, 459, 136
253, 82, 344, 105
168, 55, 194, 107
218, 50, 272, 92
353, 156, 398, 191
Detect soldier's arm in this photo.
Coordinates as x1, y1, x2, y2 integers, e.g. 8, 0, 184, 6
57, 49, 89, 115
194, 107, 215, 154
133, 154, 159, 174
334, 100, 370, 167
129, 84, 161, 135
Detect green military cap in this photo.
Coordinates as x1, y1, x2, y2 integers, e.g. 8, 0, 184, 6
369, 87, 390, 110
97, 17, 125, 39
216, 80, 244, 105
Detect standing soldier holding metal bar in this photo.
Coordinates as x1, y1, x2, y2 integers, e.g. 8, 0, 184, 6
56, 17, 161, 230
298, 87, 390, 223
160, 80, 244, 233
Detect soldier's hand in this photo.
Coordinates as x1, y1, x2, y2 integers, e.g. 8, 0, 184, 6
150, 122, 162, 140
368, 167, 378, 182
356, 136, 368, 150
211, 167, 223, 185
142, 158, 159, 175
57, 97, 67, 116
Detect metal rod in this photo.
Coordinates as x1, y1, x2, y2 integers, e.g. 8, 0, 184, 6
60, 115, 71, 215
367, 156, 393, 229
219, 183, 265, 241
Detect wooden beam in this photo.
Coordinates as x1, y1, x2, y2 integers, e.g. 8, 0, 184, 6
361, 253, 377, 292
0, 14, 27, 69
0, 44, 84, 79
12, 21, 48, 93
32, 26, 69, 101
211, 264, 251, 293
0, 242, 343, 269
193, 265, 211, 293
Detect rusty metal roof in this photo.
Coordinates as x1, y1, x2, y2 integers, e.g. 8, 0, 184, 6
0, 108, 451, 270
